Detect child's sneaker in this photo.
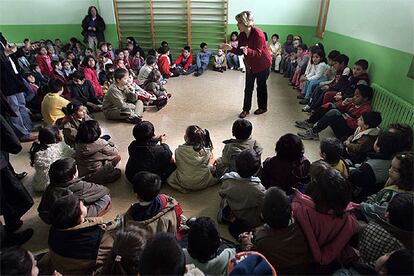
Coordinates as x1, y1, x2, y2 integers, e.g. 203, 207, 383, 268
295, 120, 313, 129
126, 115, 142, 124
298, 128, 319, 140
302, 105, 311, 112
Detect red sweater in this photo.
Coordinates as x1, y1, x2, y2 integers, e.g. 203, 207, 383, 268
337, 101, 372, 130
35, 54, 53, 77
230, 26, 271, 73
174, 52, 193, 70
82, 67, 103, 98
158, 55, 172, 77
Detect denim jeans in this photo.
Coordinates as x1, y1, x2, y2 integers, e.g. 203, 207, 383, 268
6, 92, 32, 139
226, 52, 239, 68
302, 77, 327, 99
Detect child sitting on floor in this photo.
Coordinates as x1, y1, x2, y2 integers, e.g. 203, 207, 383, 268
174, 46, 194, 74
183, 217, 236, 275
293, 166, 359, 268
60, 102, 92, 148
167, 125, 218, 193
238, 187, 312, 274
142, 69, 170, 109
62, 59, 76, 78
38, 193, 114, 275
219, 149, 266, 239
30, 126, 74, 192
41, 78, 70, 125
103, 68, 143, 124
74, 120, 121, 184
37, 158, 111, 224
216, 119, 263, 176
344, 111, 382, 164
260, 133, 310, 194
320, 137, 349, 178
101, 63, 115, 94
138, 55, 157, 85
349, 131, 404, 202
120, 171, 184, 237
125, 121, 176, 183
35, 46, 53, 77
226, 31, 240, 70
268, 33, 282, 72
359, 151, 414, 222
157, 46, 179, 78
194, 42, 212, 77
213, 48, 227, 73
69, 70, 102, 113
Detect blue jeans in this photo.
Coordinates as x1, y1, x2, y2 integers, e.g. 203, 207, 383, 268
302, 77, 327, 99
6, 92, 32, 139
226, 53, 239, 68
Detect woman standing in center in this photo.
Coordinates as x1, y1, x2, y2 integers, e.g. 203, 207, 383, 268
221, 11, 272, 118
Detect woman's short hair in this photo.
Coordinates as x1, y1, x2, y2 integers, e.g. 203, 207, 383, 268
235, 11, 254, 27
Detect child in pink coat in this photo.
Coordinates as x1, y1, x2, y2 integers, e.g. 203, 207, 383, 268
81, 55, 103, 99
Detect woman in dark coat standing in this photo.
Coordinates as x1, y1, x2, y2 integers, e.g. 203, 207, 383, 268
81, 6, 106, 54
222, 11, 272, 118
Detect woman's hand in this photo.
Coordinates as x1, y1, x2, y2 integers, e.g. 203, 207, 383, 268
219, 43, 232, 51
240, 46, 248, 55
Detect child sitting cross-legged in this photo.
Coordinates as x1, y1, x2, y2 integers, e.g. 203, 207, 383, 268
125, 121, 176, 183
238, 187, 313, 275
60, 102, 92, 148
74, 120, 121, 184
138, 55, 157, 85
30, 126, 74, 192
260, 133, 310, 195
167, 125, 218, 193
69, 70, 102, 113
142, 69, 170, 109
215, 119, 263, 177
119, 171, 185, 237
213, 48, 227, 73
344, 111, 382, 164
183, 217, 236, 276
174, 46, 194, 75
218, 149, 266, 240
320, 137, 349, 178
37, 157, 111, 225
38, 193, 115, 275
157, 46, 179, 78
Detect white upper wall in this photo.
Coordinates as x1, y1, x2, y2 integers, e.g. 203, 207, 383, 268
228, 0, 320, 25
0, 0, 116, 25
326, 0, 414, 54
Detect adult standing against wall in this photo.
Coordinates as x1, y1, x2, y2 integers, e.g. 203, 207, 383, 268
81, 6, 106, 55
221, 11, 272, 118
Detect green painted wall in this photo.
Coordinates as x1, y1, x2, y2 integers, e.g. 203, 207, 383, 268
0, 24, 118, 46
315, 31, 414, 104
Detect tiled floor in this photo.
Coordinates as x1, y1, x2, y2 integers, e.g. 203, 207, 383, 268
11, 69, 333, 252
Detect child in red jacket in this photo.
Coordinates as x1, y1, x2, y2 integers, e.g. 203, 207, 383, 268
157, 46, 179, 78
296, 84, 373, 140
174, 46, 194, 74
35, 46, 53, 77
81, 56, 103, 99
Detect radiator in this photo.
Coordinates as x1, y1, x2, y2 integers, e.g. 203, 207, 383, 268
371, 83, 414, 129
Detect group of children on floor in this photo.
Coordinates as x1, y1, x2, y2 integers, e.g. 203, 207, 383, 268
2, 108, 413, 275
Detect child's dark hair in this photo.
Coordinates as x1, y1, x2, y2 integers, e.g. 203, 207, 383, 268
375, 131, 404, 157
48, 157, 77, 184
75, 120, 101, 143
262, 187, 291, 229
114, 68, 129, 81
133, 121, 155, 143
297, 43, 308, 51
361, 111, 382, 128
161, 41, 168, 47
72, 58, 81, 69
51, 60, 61, 69
0, 247, 33, 275
327, 50, 340, 60
230, 31, 238, 40
29, 126, 61, 166
314, 42, 325, 54
271, 33, 279, 40
146, 55, 156, 66
356, 84, 373, 100
101, 226, 149, 275
200, 42, 207, 49
23, 72, 34, 80
48, 78, 64, 93
146, 69, 162, 84
99, 42, 107, 50
185, 125, 213, 152
306, 160, 331, 196
388, 123, 413, 151
64, 101, 84, 116
334, 54, 349, 66
311, 167, 351, 217
320, 137, 343, 165
126, 36, 137, 45
105, 63, 114, 71
81, 55, 96, 69
275, 133, 304, 162
187, 217, 221, 263
313, 47, 327, 63
29, 63, 39, 71
354, 59, 369, 70
384, 249, 414, 276
183, 46, 191, 51
394, 152, 414, 191
147, 49, 157, 57
158, 46, 169, 55
50, 193, 82, 229
72, 70, 85, 81
132, 171, 162, 202
236, 149, 261, 178
139, 232, 186, 276
232, 119, 252, 139
387, 193, 413, 231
